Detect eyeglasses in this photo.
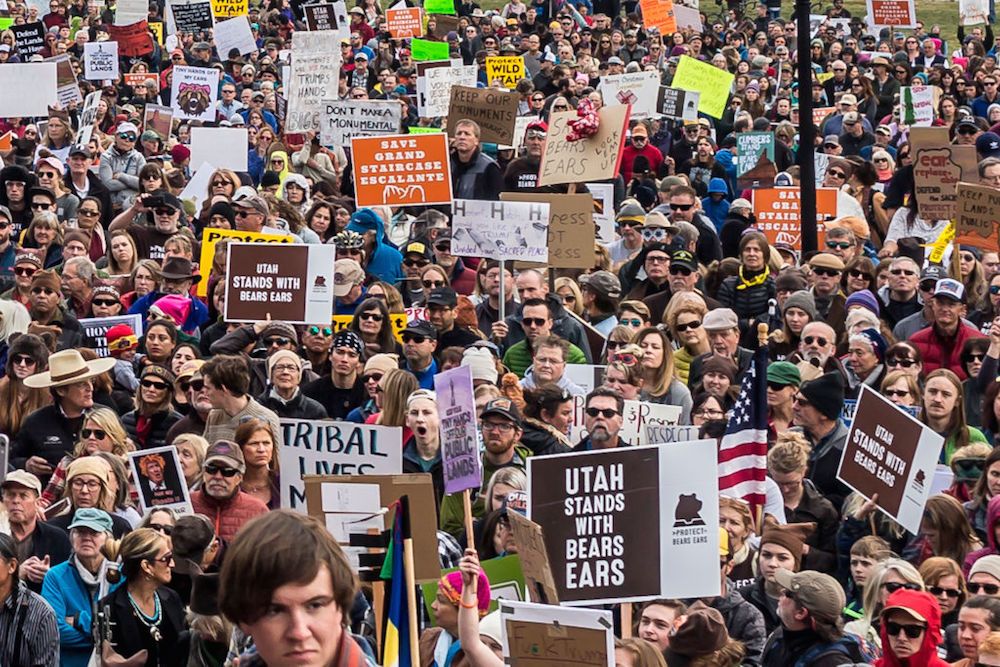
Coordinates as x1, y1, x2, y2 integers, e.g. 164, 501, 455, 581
887, 357, 916, 368
81, 428, 107, 440
694, 408, 725, 418
585, 407, 620, 418
632, 135, 647, 142
802, 336, 829, 347
522, 317, 547, 327
263, 336, 292, 347
181, 379, 205, 392
642, 228, 667, 241
552, 104, 569, 110
14, 267, 36, 277
883, 388, 911, 398
205, 465, 239, 477
826, 241, 851, 250
481, 421, 515, 432
401, 333, 427, 344
307, 326, 333, 336
928, 586, 962, 599
71, 479, 101, 490
646, 255, 669, 264
885, 621, 926, 639
967, 582, 1000, 595
403, 258, 429, 268
669, 203, 694, 211
78, 209, 99, 218
148, 524, 173, 536
792, 394, 811, 406
813, 268, 841, 277
141, 379, 169, 390
882, 581, 922, 594
422, 280, 445, 289
359, 312, 383, 322
272, 363, 299, 373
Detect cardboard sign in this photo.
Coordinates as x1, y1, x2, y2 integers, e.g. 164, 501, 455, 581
80, 314, 144, 357
960, 0, 989, 24
837, 385, 943, 534
351, 133, 452, 207
900, 86, 935, 126
423, 555, 525, 622
0, 63, 57, 118
284, 422, 403, 509
196, 227, 295, 296
599, 70, 660, 119
417, 63, 476, 117
446, 85, 519, 146
736, 131, 777, 189
500, 602, 614, 667
211, 0, 246, 18
673, 3, 700, 30
451, 199, 551, 263
956, 181, 1000, 252
639, 0, 675, 34
427, 12, 459, 37
501, 193, 594, 269
320, 99, 401, 147
171, 65, 218, 122
528, 440, 719, 604
107, 20, 153, 56
12, 21, 45, 55
508, 513, 560, 604
645, 424, 702, 444
671, 55, 734, 119
213, 15, 256, 57
385, 6, 423, 38
83, 41, 119, 80
911, 127, 979, 221
285, 50, 342, 133
224, 243, 334, 324
127, 446, 192, 515
657, 86, 699, 121
189, 126, 248, 171
47, 54, 82, 107
867, 0, 916, 27
434, 365, 481, 495
538, 105, 629, 187
485, 55, 526, 89
171, 0, 213, 31
304, 474, 438, 582
753, 187, 839, 250
143, 104, 173, 141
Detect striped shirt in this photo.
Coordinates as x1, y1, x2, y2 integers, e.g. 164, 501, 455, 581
0, 580, 59, 667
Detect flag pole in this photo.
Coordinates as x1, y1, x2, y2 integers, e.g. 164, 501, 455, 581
401, 497, 420, 663
755, 322, 769, 534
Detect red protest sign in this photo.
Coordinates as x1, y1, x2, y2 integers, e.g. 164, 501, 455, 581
108, 21, 154, 57
868, 0, 916, 27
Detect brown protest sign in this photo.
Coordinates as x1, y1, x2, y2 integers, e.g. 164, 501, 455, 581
508, 512, 560, 604
446, 85, 519, 146
956, 181, 1000, 252
538, 105, 630, 187
501, 192, 594, 269
910, 127, 979, 221
504, 620, 609, 665
427, 13, 459, 39
224, 243, 335, 324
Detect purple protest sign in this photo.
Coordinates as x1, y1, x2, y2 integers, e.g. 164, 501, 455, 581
435, 365, 481, 494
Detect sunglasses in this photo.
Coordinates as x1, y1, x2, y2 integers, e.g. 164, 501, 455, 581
849, 270, 870, 279
81, 428, 107, 439
669, 266, 692, 276
767, 381, 792, 391
959, 127, 979, 135
887, 357, 916, 368
307, 326, 333, 336
522, 317, 547, 327
154, 208, 176, 216
968, 582, 1000, 595
118, 133, 137, 141
642, 228, 667, 241
141, 379, 169, 390
826, 241, 851, 249
885, 621, 926, 640
827, 170, 846, 178
30, 202, 51, 210
585, 407, 619, 418
11, 354, 35, 366
606, 340, 626, 349
890, 268, 917, 276
883, 581, 922, 594
813, 268, 841, 277
802, 336, 829, 347
401, 333, 427, 344
14, 267, 36, 277
92, 298, 121, 307
966, 353, 986, 362
181, 379, 205, 392
148, 523, 173, 536
363, 372, 384, 383
621, 318, 642, 327
403, 258, 429, 268
611, 352, 639, 366
359, 312, 383, 322
883, 388, 910, 398
928, 586, 962, 599
205, 465, 240, 477
669, 203, 693, 211
422, 280, 445, 289
78, 209, 99, 218
31, 287, 56, 295
991, 285, 1000, 295
264, 336, 292, 347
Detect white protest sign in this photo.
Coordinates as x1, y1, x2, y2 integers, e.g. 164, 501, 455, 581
84, 41, 119, 80
501, 601, 614, 667
320, 99, 401, 147
46, 54, 82, 107
189, 127, 248, 171
0, 63, 57, 118
179, 161, 214, 211
212, 14, 256, 57
171, 65, 218, 122
588, 181, 616, 243
451, 199, 550, 262
645, 424, 702, 444
114, 0, 147, 24
619, 401, 681, 445
75, 90, 102, 149
279, 419, 403, 510
960, 0, 989, 24
286, 46, 342, 133
127, 446, 192, 515
417, 63, 476, 117
900, 86, 935, 126
79, 314, 144, 357
599, 70, 660, 118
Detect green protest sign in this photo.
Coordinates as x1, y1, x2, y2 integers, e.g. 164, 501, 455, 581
411, 38, 450, 61
424, 0, 456, 15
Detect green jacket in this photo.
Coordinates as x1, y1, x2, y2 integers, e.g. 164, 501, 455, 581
502, 339, 587, 378
439, 445, 532, 539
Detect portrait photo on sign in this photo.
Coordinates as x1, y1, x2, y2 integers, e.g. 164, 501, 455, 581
127, 445, 191, 514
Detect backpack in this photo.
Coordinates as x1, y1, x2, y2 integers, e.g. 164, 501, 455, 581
795, 633, 877, 667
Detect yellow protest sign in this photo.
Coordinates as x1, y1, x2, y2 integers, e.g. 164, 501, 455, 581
671, 55, 735, 119
148, 21, 163, 44
197, 228, 295, 296
211, 0, 247, 18
485, 56, 526, 89
926, 221, 955, 265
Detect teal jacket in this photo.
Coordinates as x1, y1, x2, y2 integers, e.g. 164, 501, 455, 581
41, 558, 121, 667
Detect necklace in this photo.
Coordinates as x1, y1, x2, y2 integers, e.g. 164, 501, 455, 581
128, 590, 163, 643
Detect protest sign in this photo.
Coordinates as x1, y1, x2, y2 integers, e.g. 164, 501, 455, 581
331, 313, 409, 342
320, 99, 401, 147
837, 385, 943, 534
656, 86, 699, 121
538, 105, 629, 187
303, 1, 349, 37
224, 243, 335, 324
753, 187, 838, 250
498, 115, 533, 151
75, 90, 102, 148
639, 0, 676, 34
427, 13, 459, 38
285, 50, 342, 133
501, 193, 593, 269
423, 555, 525, 621
170, 0, 214, 31
451, 199, 551, 263
736, 131, 777, 189
671, 55, 734, 118
434, 366, 481, 495
385, 6, 422, 37
351, 133, 452, 207
83, 41, 119, 80
107, 21, 153, 56
211, 0, 246, 18
0, 63, 57, 118
424, 0, 455, 14
900, 86, 935, 126
80, 314, 144, 357
911, 127, 979, 221
599, 70, 660, 119
304, 474, 439, 582
528, 440, 719, 604
283, 421, 403, 510
196, 227, 295, 296
645, 424, 702, 444
412, 37, 449, 61
446, 85, 519, 145
171, 65, 218, 122
619, 401, 682, 445
417, 63, 476, 117
190, 127, 248, 171
960, 0, 989, 24
813, 106, 835, 128
955, 181, 1000, 252
47, 54, 82, 107
143, 105, 173, 142
12, 22, 45, 56
501, 601, 614, 667
485, 55, 526, 89
508, 513, 560, 604
114, 0, 146, 24
213, 15, 256, 57
673, 3, 701, 30
123, 73, 149, 88
127, 446, 192, 515
867, 0, 917, 27
148, 21, 163, 44
588, 182, 616, 243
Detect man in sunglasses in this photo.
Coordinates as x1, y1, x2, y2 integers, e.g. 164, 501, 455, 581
911, 279, 986, 379
191, 440, 268, 545
807, 252, 847, 333
166, 362, 210, 442
98, 121, 146, 212
663, 184, 721, 266
619, 121, 662, 183
427, 287, 479, 353
430, 231, 476, 294
109, 190, 185, 261
399, 320, 439, 389
880, 256, 922, 328
501, 119, 547, 193
573, 387, 626, 451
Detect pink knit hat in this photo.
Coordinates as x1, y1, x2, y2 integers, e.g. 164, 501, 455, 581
149, 294, 191, 328
439, 569, 491, 617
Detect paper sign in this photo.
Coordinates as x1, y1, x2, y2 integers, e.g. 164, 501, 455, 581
837, 385, 943, 534
645, 424, 702, 444
196, 227, 295, 296
960, 0, 989, 24
127, 446, 192, 515
171, 0, 214, 31
736, 131, 776, 189
502, 601, 614, 667
47, 54, 82, 107
107, 20, 153, 56
657, 86, 699, 121
501, 193, 594, 269
286, 50, 342, 133
12, 22, 45, 56
753, 187, 839, 250
956, 181, 1000, 252
446, 85, 519, 145
320, 99, 401, 147
867, 0, 916, 27
417, 63, 476, 117
385, 6, 423, 38
508, 513, 560, 604
213, 15, 256, 57
224, 243, 334, 324
143, 105, 173, 142
434, 365, 481, 495
538, 105, 629, 187
451, 199, 551, 263
639, 0, 675, 33
351, 133, 452, 207
75, 90, 101, 149
673, 3, 701, 30
282, 421, 403, 509
599, 70, 660, 119
211, 0, 246, 18
84, 41, 119, 80
412, 37, 449, 61
619, 401, 681, 445
900, 86, 935, 126
189, 126, 248, 171
911, 127, 979, 221
80, 314, 144, 357
671, 55, 734, 118
485, 55, 526, 89
0, 63, 57, 118
171, 65, 218, 122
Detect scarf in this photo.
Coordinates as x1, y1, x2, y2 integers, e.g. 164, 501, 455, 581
135, 414, 153, 447
736, 264, 769, 290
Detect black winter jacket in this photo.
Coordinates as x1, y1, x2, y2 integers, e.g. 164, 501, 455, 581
121, 409, 183, 450
258, 389, 328, 420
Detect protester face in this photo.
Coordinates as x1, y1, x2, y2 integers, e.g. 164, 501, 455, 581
888, 260, 919, 293
784, 307, 810, 335
152, 204, 181, 234
9, 349, 37, 380
133, 266, 156, 297
82, 418, 113, 454
515, 272, 546, 301
644, 250, 670, 281
532, 344, 566, 384
811, 265, 841, 296
145, 326, 174, 362
242, 429, 274, 470
758, 543, 795, 581
847, 340, 878, 378
431, 590, 459, 636
428, 303, 457, 332
772, 467, 805, 506
799, 323, 836, 366
668, 193, 698, 222
923, 375, 958, 422
302, 325, 332, 355
481, 415, 520, 456
453, 124, 479, 155
401, 332, 435, 367
70, 526, 107, 560
969, 571, 1000, 596
958, 606, 993, 660
638, 332, 664, 370
3, 486, 38, 525
520, 304, 552, 342
140, 372, 170, 405
584, 396, 622, 446
271, 357, 301, 393
719, 506, 749, 549
203, 460, 242, 500
485, 267, 513, 299
766, 380, 795, 409
70, 473, 101, 508
603, 366, 640, 400
929, 574, 962, 615
983, 164, 1000, 188
882, 377, 915, 406
702, 371, 731, 399
638, 604, 678, 652
405, 397, 439, 444
331, 345, 361, 377
4, 179, 24, 204
185, 375, 212, 414
708, 327, 739, 357
692, 395, 725, 426
59, 379, 94, 412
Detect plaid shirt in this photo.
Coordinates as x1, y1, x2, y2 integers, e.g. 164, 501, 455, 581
0, 580, 59, 667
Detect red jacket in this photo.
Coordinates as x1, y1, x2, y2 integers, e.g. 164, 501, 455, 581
191, 488, 268, 545
909, 323, 985, 380
620, 143, 664, 182
875, 589, 950, 667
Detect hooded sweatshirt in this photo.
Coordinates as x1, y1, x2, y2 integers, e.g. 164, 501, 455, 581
346, 208, 404, 285
875, 589, 950, 667
963, 494, 1000, 575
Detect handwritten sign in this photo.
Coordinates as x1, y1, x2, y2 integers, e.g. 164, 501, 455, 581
451, 199, 551, 263
321, 99, 401, 147
501, 193, 593, 269
671, 55, 734, 118
446, 85, 519, 145
956, 181, 1000, 252
911, 127, 979, 221
435, 366, 481, 494
538, 105, 629, 187
598, 70, 660, 119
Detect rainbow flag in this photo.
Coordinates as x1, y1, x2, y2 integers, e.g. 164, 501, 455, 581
380, 497, 411, 667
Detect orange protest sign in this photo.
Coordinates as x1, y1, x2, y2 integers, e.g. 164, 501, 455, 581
639, 0, 676, 34
0, 131, 12, 152
753, 187, 839, 250
386, 7, 423, 38
351, 133, 453, 208
124, 72, 148, 87
812, 107, 834, 129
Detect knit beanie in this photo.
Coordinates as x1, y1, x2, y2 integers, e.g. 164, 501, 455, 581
106, 324, 138, 357
702, 355, 738, 383
141, 364, 176, 385
853, 328, 888, 362
846, 289, 880, 317
150, 294, 191, 328
798, 372, 845, 421
66, 456, 111, 487
439, 569, 491, 617
666, 601, 729, 657
760, 517, 815, 571
970, 555, 1000, 583
261, 321, 299, 345
64, 230, 90, 249
92, 282, 122, 301
30, 268, 61, 293
364, 353, 399, 376
775, 269, 808, 292
208, 201, 236, 227
462, 347, 498, 384
14, 249, 43, 270
782, 290, 818, 320
267, 348, 301, 375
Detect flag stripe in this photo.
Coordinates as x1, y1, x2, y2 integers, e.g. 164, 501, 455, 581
719, 346, 770, 511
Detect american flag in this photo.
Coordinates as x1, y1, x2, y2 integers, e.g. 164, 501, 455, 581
718, 346, 769, 513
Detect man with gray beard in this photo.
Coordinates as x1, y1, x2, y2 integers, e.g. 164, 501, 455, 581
790, 322, 846, 382
573, 388, 626, 451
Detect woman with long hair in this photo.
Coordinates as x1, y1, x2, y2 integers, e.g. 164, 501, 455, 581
349, 297, 398, 356
0, 332, 49, 438
369, 369, 418, 443
962, 337, 990, 429
121, 365, 182, 450
768, 291, 815, 360
664, 292, 710, 385
173, 433, 207, 491
720, 496, 757, 589
843, 558, 925, 652
634, 326, 693, 423
234, 417, 279, 509
920, 369, 988, 464
140, 320, 178, 369
122, 260, 160, 310
106, 228, 138, 279
520, 384, 573, 457
304, 200, 338, 241
960, 246, 989, 313
918, 556, 967, 628
914, 494, 982, 567
555, 277, 584, 317
35, 112, 74, 162
843, 257, 878, 296
22, 212, 64, 269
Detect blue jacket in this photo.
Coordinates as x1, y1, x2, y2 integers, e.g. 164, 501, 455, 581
701, 195, 730, 233
128, 290, 209, 334
42, 558, 121, 667
346, 208, 404, 286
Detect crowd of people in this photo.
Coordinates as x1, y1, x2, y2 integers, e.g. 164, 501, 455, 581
2, 0, 1000, 664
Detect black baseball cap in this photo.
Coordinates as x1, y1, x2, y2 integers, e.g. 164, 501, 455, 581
401, 319, 437, 340
481, 397, 522, 425
426, 287, 458, 308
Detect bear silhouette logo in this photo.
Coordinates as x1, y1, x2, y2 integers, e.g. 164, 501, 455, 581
914, 469, 925, 488
674, 493, 705, 527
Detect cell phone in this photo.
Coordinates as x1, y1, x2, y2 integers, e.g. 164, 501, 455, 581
144, 196, 163, 209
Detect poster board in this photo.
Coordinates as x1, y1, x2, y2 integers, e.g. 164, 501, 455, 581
598, 70, 660, 119
351, 133, 452, 207
639, 0, 676, 33
657, 86, 699, 121
47, 54, 82, 107
736, 131, 776, 189
143, 105, 173, 142
80, 314, 144, 358
451, 199, 551, 263
171, 65, 218, 122
434, 366, 482, 495
213, 14, 257, 57
107, 20, 153, 57
196, 227, 295, 296
753, 186, 839, 250
421, 555, 525, 622
417, 63, 476, 117
0, 63, 57, 117
446, 85, 519, 146
508, 512, 560, 604
320, 99, 402, 147
12, 21, 45, 56
500, 601, 614, 667
671, 55, 734, 118
285, 49, 342, 133
537, 105, 629, 187
956, 181, 1000, 252
189, 127, 248, 171
83, 41, 119, 80
127, 445, 192, 515
867, 0, 917, 27
171, 0, 214, 31
211, 0, 247, 18
224, 243, 335, 324
484, 55, 526, 89
500, 192, 593, 269
385, 6, 423, 38
899, 86, 936, 126
911, 126, 979, 221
